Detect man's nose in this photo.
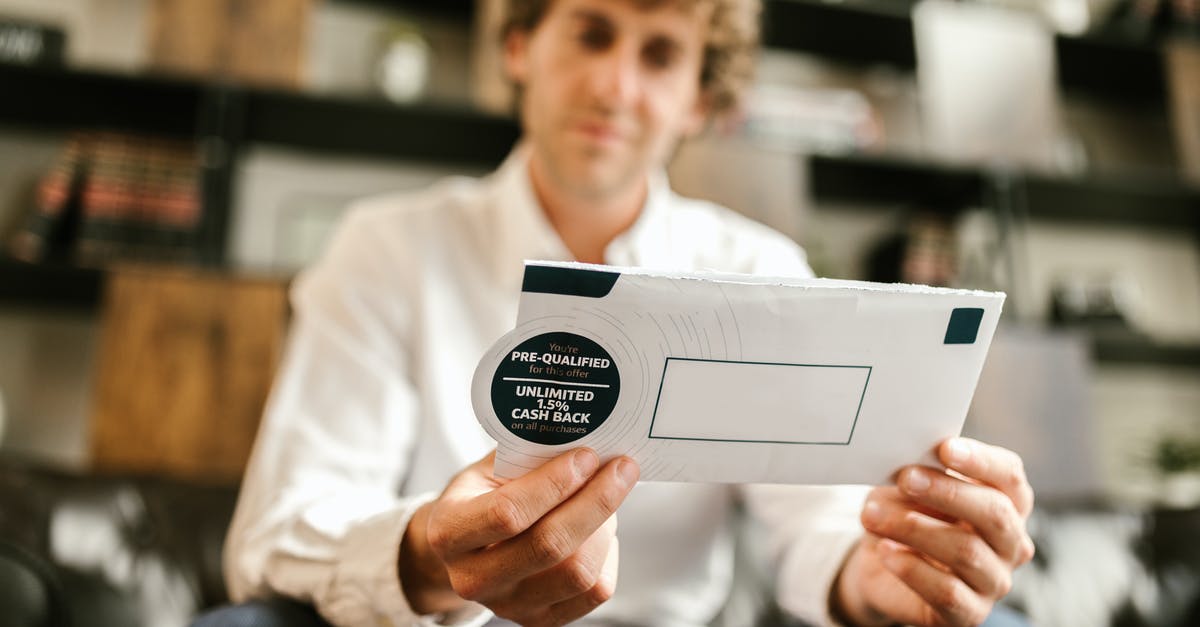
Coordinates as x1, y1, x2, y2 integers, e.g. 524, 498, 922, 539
587, 43, 640, 108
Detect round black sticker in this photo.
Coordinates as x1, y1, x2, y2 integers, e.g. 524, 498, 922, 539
491, 332, 620, 445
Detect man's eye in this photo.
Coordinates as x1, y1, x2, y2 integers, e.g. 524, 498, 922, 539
579, 27, 613, 50
643, 40, 678, 70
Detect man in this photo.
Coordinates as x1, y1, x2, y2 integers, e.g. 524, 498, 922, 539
213, 1, 1034, 626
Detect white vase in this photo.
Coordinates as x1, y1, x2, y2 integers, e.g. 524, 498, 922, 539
1161, 472, 1200, 509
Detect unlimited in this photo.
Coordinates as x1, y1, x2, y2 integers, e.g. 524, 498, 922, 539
515, 385, 595, 401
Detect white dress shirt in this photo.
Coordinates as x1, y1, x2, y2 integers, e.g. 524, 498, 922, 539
224, 146, 869, 627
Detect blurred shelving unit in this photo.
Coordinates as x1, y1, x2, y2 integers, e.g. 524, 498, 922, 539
761, 0, 1167, 105
0, 258, 103, 310
0, 0, 1196, 368
774, 1, 1200, 368
0, 61, 520, 310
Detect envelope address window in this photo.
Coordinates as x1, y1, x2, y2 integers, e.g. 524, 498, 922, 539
648, 358, 871, 445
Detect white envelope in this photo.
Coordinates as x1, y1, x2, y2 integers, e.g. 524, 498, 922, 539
472, 261, 1005, 484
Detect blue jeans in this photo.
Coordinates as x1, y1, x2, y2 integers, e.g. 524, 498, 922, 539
192, 598, 332, 627
192, 601, 1031, 627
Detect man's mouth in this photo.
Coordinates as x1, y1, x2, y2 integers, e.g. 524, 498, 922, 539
573, 120, 625, 145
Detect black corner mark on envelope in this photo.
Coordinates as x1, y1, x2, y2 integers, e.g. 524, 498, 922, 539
522, 265, 620, 298
944, 307, 984, 345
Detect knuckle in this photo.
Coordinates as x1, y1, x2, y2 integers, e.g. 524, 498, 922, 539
1020, 536, 1037, 564
426, 524, 452, 557
994, 570, 1013, 598
919, 604, 943, 627
546, 463, 579, 500
587, 577, 616, 606
529, 525, 574, 565
932, 580, 968, 617
889, 552, 917, 580
488, 492, 528, 537
940, 477, 961, 504
986, 499, 1016, 537
561, 556, 599, 595
954, 538, 986, 574
895, 510, 921, 538
969, 603, 994, 627
449, 572, 485, 602
596, 483, 625, 518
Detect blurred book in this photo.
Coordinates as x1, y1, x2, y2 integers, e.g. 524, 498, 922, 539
914, 0, 1062, 171
8, 131, 204, 266
148, 0, 312, 88
0, 18, 65, 66
741, 84, 883, 153
1167, 40, 1200, 184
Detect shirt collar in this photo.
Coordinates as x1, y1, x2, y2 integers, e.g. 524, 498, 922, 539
490, 144, 573, 290
488, 144, 675, 288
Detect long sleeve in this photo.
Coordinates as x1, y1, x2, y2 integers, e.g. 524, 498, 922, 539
740, 484, 869, 627
221, 209, 489, 627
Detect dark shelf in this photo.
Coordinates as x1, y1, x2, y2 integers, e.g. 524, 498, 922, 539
243, 89, 520, 166
762, 0, 1167, 105
1092, 336, 1200, 367
1055, 34, 1166, 107
0, 259, 104, 310
330, 0, 475, 21
1022, 173, 1200, 231
763, 0, 917, 69
808, 153, 983, 211
0, 62, 202, 137
807, 153, 1200, 230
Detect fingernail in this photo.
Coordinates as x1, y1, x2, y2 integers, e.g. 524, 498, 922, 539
904, 468, 930, 494
862, 500, 883, 526
947, 438, 972, 465
574, 449, 600, 477
616, 458, 640, 487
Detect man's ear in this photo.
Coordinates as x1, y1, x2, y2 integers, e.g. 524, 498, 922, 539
502, 28, 530, 85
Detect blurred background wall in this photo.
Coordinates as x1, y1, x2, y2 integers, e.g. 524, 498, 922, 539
0, 0, 1196, 506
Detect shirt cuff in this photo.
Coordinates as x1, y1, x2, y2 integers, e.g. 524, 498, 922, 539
331, 491, 493, 627
775, 526, 862, 627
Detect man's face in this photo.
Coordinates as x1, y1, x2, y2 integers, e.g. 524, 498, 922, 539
505, 0, 710, 200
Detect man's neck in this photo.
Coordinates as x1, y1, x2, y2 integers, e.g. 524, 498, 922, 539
527, 156, 647, 265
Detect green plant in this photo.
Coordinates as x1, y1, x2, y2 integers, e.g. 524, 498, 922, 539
1154, 437, 1200, 475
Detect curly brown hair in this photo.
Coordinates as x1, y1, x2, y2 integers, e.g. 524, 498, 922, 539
502, 0, 761, 117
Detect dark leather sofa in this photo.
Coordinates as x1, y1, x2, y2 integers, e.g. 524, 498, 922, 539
3, 453, 1200, 627
0, 456, 237, 627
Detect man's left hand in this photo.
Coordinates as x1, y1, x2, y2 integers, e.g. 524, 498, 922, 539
833, 437, 1035, 627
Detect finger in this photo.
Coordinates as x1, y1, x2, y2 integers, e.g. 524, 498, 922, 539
480, 457, 638, 582
938, 438, 1035, 517
541, 534, 620, 627
876, 539, 992, 627
862, 494, 1012, 599
869, 485, 958, 525
501, 516, 617, 608
898, 466, 1030, 565
429, 448, 600, 556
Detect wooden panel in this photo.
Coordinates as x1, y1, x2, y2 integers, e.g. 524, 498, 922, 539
147, 0, 226, 78
148, 0, 311, 88
90, 266, 289, 482
226, 0, 312, 88
1167, 41, 1200, 185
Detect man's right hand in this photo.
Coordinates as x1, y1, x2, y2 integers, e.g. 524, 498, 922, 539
399, 449, 640, 627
